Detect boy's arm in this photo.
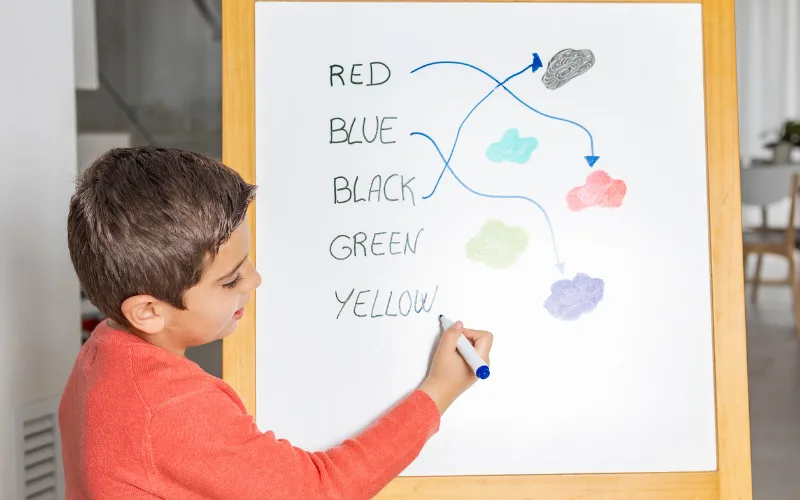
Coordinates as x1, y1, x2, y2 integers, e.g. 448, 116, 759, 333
148, 387, 440, 500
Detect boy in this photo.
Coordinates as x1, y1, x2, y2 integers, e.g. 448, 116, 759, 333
59, 146, 493, 499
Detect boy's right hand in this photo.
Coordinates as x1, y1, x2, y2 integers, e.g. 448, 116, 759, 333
419, 320, 493, 415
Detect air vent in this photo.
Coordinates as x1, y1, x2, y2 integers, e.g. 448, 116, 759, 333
15, 396, 64, 500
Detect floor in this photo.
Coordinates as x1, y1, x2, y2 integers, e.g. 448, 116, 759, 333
746, 285, 800, 499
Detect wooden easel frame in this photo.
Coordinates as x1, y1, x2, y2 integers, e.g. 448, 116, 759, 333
221, 0, 752, 498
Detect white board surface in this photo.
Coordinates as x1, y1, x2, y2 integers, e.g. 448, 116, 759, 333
254, 2, 716, 476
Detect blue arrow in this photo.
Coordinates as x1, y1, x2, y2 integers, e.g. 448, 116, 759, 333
413, 62, 534, 202
410, 56, 566, 273
411, 57, 598, 167
532, 52, 543, 72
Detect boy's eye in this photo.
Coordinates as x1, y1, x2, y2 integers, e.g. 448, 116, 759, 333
223, 273, 243, 289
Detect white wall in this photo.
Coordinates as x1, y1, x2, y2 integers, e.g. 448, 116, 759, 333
73, 0, 99, 90
0, 1, 81, 497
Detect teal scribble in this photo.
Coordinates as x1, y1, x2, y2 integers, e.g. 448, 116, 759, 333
485, 128, 539, 164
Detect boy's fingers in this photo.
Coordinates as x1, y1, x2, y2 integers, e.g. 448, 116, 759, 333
474, 337, 492, 361
461, 328, 492, 343
440, 323, 494, 360
462, 328, 494, 358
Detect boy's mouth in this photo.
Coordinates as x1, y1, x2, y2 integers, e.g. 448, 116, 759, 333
232, 307, 245, 320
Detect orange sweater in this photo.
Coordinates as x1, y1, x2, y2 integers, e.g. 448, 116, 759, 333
59, 321, 440, 499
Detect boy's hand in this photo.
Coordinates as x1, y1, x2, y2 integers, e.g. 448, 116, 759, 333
419, 320, 493, 415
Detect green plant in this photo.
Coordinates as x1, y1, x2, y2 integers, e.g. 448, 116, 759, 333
765, 120, 800, 147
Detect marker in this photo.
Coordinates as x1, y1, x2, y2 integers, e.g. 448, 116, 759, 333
439, 315, 491, 380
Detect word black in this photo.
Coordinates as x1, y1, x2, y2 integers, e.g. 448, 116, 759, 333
333, 174, 416, 205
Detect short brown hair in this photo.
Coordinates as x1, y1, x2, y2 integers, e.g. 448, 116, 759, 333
68, 146, 257, 326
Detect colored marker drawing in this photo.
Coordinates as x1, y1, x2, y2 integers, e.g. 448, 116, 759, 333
542, 48, 596, 90
486, 128, 539, 164
408, 53, 613, 319
410, 56, 599, 168
465, 219, 529, 269
567, 170, 627, 211
544, 273, 605, 321
410, 54, 567, 273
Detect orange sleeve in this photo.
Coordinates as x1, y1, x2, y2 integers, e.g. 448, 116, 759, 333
147, 389, 440, 499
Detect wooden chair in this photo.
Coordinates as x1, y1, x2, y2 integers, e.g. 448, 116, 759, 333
741, 166, 800, 338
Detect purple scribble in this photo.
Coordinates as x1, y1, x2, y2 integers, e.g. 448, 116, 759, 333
543, 273, 604, 321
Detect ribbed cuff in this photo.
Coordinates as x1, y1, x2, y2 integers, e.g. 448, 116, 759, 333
406, 389, 441, 438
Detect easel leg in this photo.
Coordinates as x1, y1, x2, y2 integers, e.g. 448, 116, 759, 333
791, 253, 800, 340
752, 252, 763, 304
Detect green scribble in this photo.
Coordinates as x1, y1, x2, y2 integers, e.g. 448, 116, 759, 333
485, 128, 539, 164
465, 219, 530, 269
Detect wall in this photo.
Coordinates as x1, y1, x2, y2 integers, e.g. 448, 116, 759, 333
73, 0, 99, 91
0, 1, 81, 497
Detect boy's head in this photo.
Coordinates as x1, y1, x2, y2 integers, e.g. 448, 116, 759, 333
68, 146, 261, 354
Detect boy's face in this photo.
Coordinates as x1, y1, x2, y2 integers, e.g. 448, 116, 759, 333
165, 221, 261, 351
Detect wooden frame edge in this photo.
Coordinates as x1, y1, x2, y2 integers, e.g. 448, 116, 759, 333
254, 0, 703, 3
379, 472, 718, 499
701, 0, 753, 498
222, 0, 258, 415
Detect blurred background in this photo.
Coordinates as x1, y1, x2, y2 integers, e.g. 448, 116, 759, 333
75, 0, 224, 377
77, 0, 222, 158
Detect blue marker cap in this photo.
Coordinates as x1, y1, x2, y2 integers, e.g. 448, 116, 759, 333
476, 365, 491, 379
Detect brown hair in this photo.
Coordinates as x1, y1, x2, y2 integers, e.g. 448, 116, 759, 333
68, 146, 257, 326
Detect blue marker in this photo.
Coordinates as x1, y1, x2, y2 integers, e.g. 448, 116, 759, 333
439, 315, 491, 380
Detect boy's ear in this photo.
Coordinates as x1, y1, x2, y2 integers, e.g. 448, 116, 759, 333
120, 295, 168, 335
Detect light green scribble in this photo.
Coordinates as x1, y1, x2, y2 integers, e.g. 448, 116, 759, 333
485, 128, 539, 164
465, 219, 529, 269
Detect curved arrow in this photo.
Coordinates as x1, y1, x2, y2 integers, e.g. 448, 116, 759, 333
409, 54, 565, 273
411, 55, 598, 166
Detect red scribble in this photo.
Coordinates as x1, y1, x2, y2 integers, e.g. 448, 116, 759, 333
566, 170, 627, 211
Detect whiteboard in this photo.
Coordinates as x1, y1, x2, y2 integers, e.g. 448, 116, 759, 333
254, 2, 716, 476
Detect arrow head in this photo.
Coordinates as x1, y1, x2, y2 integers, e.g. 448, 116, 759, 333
532, 53, 543, 73
555, 262, 566, 275
585, 155, 600, 167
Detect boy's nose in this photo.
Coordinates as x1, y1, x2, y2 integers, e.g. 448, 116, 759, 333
250, 270, 263, 290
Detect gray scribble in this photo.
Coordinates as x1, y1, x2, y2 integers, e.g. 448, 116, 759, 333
543, 273, 604, 321
542, 48, 595, 90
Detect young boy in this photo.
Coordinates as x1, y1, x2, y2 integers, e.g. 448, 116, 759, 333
59, 146, 493, 499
